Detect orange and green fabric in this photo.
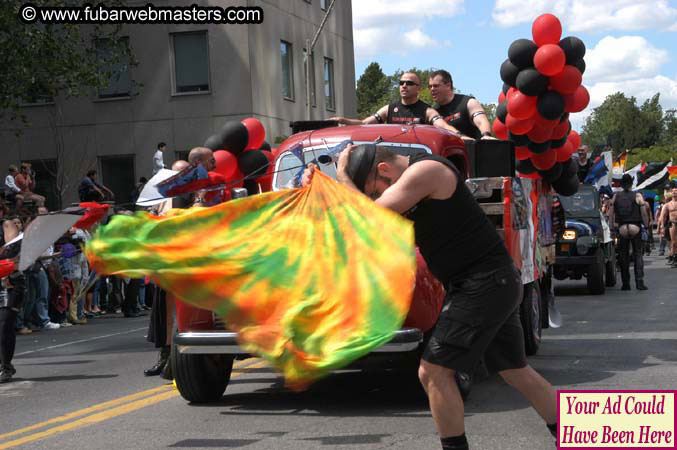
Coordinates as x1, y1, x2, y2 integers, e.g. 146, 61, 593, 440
85, 171, 416, 386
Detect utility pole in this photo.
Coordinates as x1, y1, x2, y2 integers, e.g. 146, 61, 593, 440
305, 0, 337, 120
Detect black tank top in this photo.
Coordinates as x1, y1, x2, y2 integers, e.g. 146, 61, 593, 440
614, 191, 642, 224
385, 100, 430, 125
434, 94, 481, 139
404, 154, 513, 285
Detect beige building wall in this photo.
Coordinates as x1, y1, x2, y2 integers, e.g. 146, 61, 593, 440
0, 0, 356, 207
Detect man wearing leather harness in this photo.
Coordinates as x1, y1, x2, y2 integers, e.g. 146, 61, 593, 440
302, 144, 558, 449
658, 187, 677, 267
428, 70, 493, 140
608, 174, 650, 290
331, 72, 464, 135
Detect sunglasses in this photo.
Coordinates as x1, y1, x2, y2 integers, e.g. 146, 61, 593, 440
399, 80, 418, 86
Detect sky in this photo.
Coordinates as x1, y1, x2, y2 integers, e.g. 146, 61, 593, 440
351, 0, 677, 132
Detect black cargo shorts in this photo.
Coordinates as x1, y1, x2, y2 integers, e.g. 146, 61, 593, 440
422, 263, 527, 373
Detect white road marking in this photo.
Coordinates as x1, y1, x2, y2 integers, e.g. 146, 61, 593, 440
15, 327, 147, 357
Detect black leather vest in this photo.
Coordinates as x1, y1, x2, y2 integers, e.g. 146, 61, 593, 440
615, 191, 641, 224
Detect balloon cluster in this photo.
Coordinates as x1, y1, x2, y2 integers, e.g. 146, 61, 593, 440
493, 13, 588, 196
203, 118, 274, 191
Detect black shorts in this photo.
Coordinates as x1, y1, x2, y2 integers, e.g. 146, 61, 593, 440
422, 264, 527, 373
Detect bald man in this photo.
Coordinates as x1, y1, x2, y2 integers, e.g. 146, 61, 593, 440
331, 72, 464, 136
188, 147, 216, 171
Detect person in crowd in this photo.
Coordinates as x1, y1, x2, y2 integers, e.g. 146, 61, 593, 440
330, 73, 464, 135
131, 177, 148, 207
4, 165, 23, 211
78, 170, 114, 202
608, 174, 650, 290
13, 163, 45, 209
153, 142, 166, 175
302, 144, 558, 450
576, 146, 592, 182
428, 70, 494, 140
658, 187, 677, 267
0, 219, 26, 383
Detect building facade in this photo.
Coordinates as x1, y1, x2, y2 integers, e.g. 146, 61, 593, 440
0, 0, 356, 208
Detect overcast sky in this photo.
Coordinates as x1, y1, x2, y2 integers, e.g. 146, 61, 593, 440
351, 0, 677, 131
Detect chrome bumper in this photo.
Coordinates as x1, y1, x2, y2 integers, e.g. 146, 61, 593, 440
174, 327, 423, 355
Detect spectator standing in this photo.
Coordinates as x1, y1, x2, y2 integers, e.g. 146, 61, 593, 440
153, 142, 166, 175
14, 163, 45, 209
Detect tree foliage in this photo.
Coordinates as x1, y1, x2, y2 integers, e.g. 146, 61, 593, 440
356, 62, 390, 119
0, 1, 135, 123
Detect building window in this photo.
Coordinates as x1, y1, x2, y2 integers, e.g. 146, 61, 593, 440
174, 150, 189, 163
172, 31, 210, 94
320, 0, 327, 9
99, 155, 135, 204
303, 49, 316, 107
324, 57, 335, 111
280, 41, 294, 100
96, 37, 132, 99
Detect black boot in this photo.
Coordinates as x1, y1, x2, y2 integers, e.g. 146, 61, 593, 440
636, 280, 648, 290
144, 347, 169, 377
0, 364, 16, 383
160, 351, 173, 381
621, 284, 631, 291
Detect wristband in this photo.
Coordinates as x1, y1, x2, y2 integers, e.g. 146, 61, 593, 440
471, 111, 486, 119
373, 113, 384, 124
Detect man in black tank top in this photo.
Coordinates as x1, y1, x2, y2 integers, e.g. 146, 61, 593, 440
330, 72, 464, 134
302, 144, 558, 449
429, 70, 493, 140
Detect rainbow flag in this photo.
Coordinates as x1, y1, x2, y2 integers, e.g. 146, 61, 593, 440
86, 171, 416, 386
669, 165, 677, 181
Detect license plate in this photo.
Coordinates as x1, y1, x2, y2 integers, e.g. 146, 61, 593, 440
561, 244, 570, 252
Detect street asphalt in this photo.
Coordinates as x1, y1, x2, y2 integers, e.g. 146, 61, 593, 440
0, 254, 675, 449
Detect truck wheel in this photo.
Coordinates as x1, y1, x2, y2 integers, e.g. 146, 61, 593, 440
520, 282, 542, 356
605, 246, 617, 287
587, 252, 606, 295
172, 345, 234, 403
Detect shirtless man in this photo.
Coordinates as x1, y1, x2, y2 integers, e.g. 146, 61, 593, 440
658, 187, 677, 266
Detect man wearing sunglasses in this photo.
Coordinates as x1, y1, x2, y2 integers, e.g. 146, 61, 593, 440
331, 72, 463, 135
429, 70, 493, 140
302, 144, 558, 450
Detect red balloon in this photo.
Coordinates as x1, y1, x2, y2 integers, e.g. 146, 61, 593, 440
493, 118, 508, 140
515, 146, 531, 160
528, 123, 554, 143
241, 117, 265, 150
0, 259, 15, 278
550, 65, 582, 95
530, 148, 557, 170
551, 120, 570, 140
568, 130, 582, 150
564, 85, 590, 113
519, 171, 542, 179
533, 113, 559, 129
213, 150, 239, 179
498, 91, 506, 103
532, 13, 562, 47
534, 44, 566, 76
507, 87, 517, 98
507, 90, 538, 120
506, 114, 535, 134
554, 141, 574, 162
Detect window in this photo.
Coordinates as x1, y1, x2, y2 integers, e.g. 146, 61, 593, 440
172, 31, 210, 94
324, 57, 335, 110
99, 155, 135, 204
320, 0, 327, 9
303, 49, 316, 107
174, 150, 189, 163
96, 37, 132, 99
280, 41, 294, 100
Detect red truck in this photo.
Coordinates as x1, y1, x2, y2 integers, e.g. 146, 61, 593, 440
172, 122, 556, 403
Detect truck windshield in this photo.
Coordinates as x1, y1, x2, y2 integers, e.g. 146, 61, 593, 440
559, 190, 596, 213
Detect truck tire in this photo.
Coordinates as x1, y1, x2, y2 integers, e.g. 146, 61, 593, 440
605, 245, 617, 287
587, 252, 606, 295
172, 344, 234, 403
520, 282, 542, 356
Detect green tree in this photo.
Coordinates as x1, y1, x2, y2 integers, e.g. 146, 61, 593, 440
625, 145, 675, 168
481, 102, 496, 127
0, 1, 135, 123
637, 94, 663, 148
355, 62, 390, 119
659, 109, 677, 146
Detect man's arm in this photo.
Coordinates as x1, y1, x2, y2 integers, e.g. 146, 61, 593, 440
426, 107, 464, 136
467, 98, 494, 139
5, 175, 20, 193
640, 204, 650, 229
608, 196, 616, 229
331, 105, 388, 125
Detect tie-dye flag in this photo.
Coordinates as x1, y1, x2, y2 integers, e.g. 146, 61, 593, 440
85, 171, 416, 386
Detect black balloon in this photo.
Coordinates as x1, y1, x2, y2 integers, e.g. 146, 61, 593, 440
219, 121, 249, 155
259, 140, 271, 151
502, 82, 510, 95
528, 140, 552, 154
538, 91, 565, 120
203, 134, 223, 150
573, 58, 586, 74
500, 59, 520, 87
516, 158, 537, 174
559, 112, 570, 124
560, 158, 577, 179
516, 68, 549, 96
237, 149, 269, 177
538, 162, 563, 182
508, 39, 538, 70
508, 131, 530, 146
559, 36, 586, 64
496, 100, 508, 123
551, 135, 568, 148
552, 173, 580, 196
243, 179, 260, 196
